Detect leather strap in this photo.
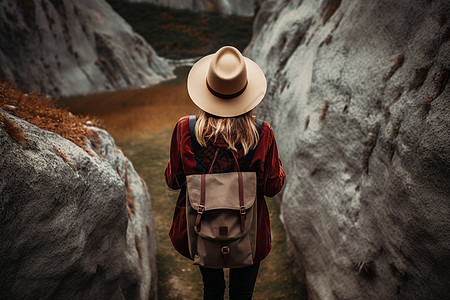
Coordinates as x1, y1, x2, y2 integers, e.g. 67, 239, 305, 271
208, 148, 221, 174
230, 150, 241, 172
195, 174, 206, 232
238, 172, 245, 232
221, 245, 229, 267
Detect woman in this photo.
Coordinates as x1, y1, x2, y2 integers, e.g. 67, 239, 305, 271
165, 46, 285, 299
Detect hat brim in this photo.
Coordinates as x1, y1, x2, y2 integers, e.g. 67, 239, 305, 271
187, 54, 267, 117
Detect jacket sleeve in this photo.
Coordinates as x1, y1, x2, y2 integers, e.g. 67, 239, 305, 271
164, 121, 186, 190
261, 125, 285, 197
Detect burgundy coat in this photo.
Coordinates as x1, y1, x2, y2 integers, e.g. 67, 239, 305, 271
164, 116, 285, 263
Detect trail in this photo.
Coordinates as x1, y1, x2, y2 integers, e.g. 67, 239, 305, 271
61, 68, 306, 299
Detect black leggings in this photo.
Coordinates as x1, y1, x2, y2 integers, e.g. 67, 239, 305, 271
199, 263, 260, 300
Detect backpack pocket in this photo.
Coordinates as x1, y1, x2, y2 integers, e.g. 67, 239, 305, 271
186, 172, 258, 268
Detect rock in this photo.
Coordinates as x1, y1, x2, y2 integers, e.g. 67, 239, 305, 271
245, 0, 450, 299
0, 109, 157, 299
0, 0, 174, 98
125, 0, 255, 17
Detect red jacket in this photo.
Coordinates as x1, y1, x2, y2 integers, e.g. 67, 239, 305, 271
164, 116, 285, 263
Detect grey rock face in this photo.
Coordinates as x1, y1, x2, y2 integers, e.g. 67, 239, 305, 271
0, 110, 157, 299
0, 0, 174, 98
126, 0, 255, 17
246, 0, 450, 299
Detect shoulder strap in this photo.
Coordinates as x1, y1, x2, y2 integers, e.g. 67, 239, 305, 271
189, 116, 264, 173
241, 119, 264, 171
189, 115, 207, 173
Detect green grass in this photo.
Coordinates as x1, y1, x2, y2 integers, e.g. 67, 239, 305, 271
106, 0, 253, 59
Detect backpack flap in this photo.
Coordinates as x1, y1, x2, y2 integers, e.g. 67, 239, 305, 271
186, 171, 257, 240
186, 172, 257, 210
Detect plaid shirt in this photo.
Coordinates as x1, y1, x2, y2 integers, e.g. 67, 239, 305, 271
165, 116, 285, 263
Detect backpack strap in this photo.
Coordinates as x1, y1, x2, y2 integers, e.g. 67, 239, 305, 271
189, 115, 207, 173
189, 116, 264, 173
241, 119, 264, 171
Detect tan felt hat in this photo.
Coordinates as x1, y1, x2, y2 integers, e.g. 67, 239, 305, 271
187, 46, 267, 117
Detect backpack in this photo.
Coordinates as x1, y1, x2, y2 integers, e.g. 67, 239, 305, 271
185, 116, 263, 268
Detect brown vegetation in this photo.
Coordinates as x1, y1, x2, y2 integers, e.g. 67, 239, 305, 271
384, 55, 405, 82
0, 82, 102, 152
392, 124, 400, 138
0, 112, 27, 144
304, 116, 310, 130
319, 34, 333, 47
421, 94, 433, 117
321, 0, 342, 25
53, 146, 77, 173
393, 88, 403, 102
319, 100, 330, 121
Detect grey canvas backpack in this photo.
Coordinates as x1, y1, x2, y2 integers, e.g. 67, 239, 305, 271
186, 115, 263, 268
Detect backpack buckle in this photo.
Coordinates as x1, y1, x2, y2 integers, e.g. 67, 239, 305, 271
221, 246, 230, 255
240, 206, 246, 215
197, 204, 205, 214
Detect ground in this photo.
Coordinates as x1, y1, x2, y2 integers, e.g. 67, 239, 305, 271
60, 68, 307, 299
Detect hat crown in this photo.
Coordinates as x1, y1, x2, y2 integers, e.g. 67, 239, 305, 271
207, 46, 247, 96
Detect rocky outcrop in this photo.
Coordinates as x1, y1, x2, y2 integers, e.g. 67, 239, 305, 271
246, 0, 450, 299
0, 109, 157, 299
126, 0, 255, 17
0, 0, 174, 98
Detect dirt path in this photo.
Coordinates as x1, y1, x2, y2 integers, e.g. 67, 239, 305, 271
61, 70, 306, 299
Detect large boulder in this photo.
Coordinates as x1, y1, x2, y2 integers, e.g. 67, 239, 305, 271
0, 109, 157, 299
246, 0, 450, 299
124, 0, 255, 17
0, 0, 174, 97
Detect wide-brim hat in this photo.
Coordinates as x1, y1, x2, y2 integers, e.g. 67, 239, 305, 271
187, 46, 267, 117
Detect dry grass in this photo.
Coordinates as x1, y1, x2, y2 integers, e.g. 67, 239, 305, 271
0, 82, 102, 152
60, 77, 198, 141
421, 93, 433, 117
319, 100, 330, 122
0, 112, 27, 144
321, 0, 342, 25
304, 116, 310, 130
54, 146, 77, 173
384, 54, 405, 82
393, 88, 403, 102
392, 124, 400, 138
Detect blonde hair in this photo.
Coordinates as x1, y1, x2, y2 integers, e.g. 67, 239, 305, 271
195, 110, 260, 155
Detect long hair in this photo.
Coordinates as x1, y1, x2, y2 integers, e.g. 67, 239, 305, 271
195, 109, 260, 155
